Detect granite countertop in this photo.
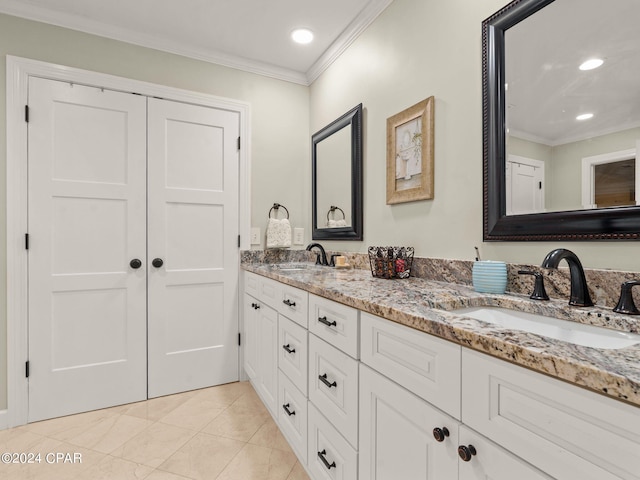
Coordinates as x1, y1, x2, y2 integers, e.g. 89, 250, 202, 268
242, 262, 640, 408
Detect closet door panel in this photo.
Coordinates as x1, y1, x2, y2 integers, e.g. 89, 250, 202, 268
147, 98, 240, 397
27, 77, 147, 422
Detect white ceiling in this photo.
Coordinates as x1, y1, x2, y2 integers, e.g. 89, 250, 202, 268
0, 0, 394, 85
506, 0, 640, 146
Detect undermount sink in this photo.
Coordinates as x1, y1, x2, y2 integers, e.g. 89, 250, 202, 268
455, 307, 640, 350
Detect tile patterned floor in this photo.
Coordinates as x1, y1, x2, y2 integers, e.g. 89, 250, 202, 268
0, 381, 310, 480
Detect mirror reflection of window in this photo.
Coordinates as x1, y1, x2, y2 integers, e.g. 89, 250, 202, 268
595, 159, 635, 208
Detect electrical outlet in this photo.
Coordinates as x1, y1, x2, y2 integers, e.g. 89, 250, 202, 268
293, 228, 304, 245
250, 227, 261, 245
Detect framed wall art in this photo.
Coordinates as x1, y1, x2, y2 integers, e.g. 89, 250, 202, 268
386, 96, 434, 204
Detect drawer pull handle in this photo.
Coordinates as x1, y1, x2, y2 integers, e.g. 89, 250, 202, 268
251, 303, 260, 310
282, 344, 296, 354
433, 427, 450, 442
318, 316, 337, 327
282, 403, 296, 416
319, 373, 337, 389
317, 449, 336, 470
458, 445, 477, 462
283, 299, 296, 307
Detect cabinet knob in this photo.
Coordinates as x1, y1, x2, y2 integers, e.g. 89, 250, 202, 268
458, 445, 477, 462
152, 257, 164, 268
129, 258, 142, 269
432, 427, 450, 442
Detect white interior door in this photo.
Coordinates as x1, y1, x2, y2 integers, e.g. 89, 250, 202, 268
506, 155, 544, 215
27, 77, 147, 422
147, 98, 240, 398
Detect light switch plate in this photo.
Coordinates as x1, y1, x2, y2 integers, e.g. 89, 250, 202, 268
293, 227, 304, 245
250, 227, 261, 245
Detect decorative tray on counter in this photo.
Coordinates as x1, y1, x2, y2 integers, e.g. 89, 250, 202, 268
368, 246, 414, 279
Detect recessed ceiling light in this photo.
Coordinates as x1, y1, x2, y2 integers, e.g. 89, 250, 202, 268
291, 28, 314, 44
576, 113, 594, 121
579, 58, 604, 71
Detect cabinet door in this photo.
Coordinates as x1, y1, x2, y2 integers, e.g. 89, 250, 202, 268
458, 426, 553, 480
256, 304, 279, 415
243, 293, 259, 380
359, 364, 459, 480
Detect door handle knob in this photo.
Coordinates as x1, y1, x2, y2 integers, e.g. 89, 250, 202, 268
129, 259, 142, 269
152, 258, 164, 268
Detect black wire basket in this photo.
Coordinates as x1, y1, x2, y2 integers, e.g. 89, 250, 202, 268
368, 246, 414, 279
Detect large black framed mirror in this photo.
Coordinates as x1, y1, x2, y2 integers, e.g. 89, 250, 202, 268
312, 104, 363, 240
483, 0, 640, 241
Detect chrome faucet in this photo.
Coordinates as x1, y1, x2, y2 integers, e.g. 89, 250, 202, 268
541, 248, 593, 307
306, 243, 329, 266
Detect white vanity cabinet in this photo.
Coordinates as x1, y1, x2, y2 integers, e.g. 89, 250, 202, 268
243, 270, 639, 480
462, 349, 640, 480
457, 426, 553, 480
359, 364, 460, 480
242, 291, 278, 414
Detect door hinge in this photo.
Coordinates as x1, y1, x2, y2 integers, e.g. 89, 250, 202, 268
539, 181, 542, 190
238, 333, 241, 346
25, 361, 29, 378
25, 233, 29, 250
238, 235, 241, 248
237, 136, 241, 150
25, 105, 29, 123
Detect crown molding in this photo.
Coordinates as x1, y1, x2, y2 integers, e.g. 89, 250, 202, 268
0, 0, 309, 84
0, 0, 394, 86
306, 0, 394, 84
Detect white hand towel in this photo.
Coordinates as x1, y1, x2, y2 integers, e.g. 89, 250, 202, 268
266, 218, 292, 248
327, 219, 347, 228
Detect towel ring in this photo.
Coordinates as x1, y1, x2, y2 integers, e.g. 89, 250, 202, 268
268, 203, 290, 219
326, 206, 345, 222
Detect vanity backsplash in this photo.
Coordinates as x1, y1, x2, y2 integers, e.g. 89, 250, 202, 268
240, 250, 640, 309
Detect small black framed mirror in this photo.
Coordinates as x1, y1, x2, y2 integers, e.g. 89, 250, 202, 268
312, 104, 363, 240
483, 0, 640, 241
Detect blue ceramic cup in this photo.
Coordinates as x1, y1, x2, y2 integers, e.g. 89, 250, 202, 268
472, 261, 507, 294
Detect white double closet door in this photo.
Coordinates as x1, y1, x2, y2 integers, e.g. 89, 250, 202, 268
27, 77, 239, 422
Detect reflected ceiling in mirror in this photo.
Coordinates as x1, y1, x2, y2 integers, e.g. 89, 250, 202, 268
483, 0, 640, 240
504, 0, 640, 216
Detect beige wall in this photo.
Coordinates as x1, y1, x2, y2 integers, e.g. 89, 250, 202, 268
0, 14, 309, 410
309, 0, 640, 272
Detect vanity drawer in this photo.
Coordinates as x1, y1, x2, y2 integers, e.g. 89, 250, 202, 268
309, 294, 359, 358
244, 271, 261, 298
278, 283, 308, 328
308, 402, 357, 480
309, 334, 359, 448
244, 271, 282, 310
278, 370, 308, 464
360, 312, 461, 419
278, 315, 308, 395
462, 349, 640, 480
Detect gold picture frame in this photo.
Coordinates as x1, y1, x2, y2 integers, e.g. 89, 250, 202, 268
386, 96, 434, 204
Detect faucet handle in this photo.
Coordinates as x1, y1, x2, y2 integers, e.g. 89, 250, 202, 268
518, 270, 549, 301
613, 280, 640, 315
